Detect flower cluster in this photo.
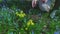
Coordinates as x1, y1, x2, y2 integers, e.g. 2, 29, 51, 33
27, 19, 35, 27
16, 11, 26, 18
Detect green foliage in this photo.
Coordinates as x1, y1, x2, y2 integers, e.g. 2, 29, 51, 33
0, 0, 60, 34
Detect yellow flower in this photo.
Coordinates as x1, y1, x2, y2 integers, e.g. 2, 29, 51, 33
27, 21, 31, 26
19, 11, 26, 18
31, 22, 34, 26
27, 19, 35, 27
16, 11, 26, 18
19, 14, 26, 18
25, 27, 28, 30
